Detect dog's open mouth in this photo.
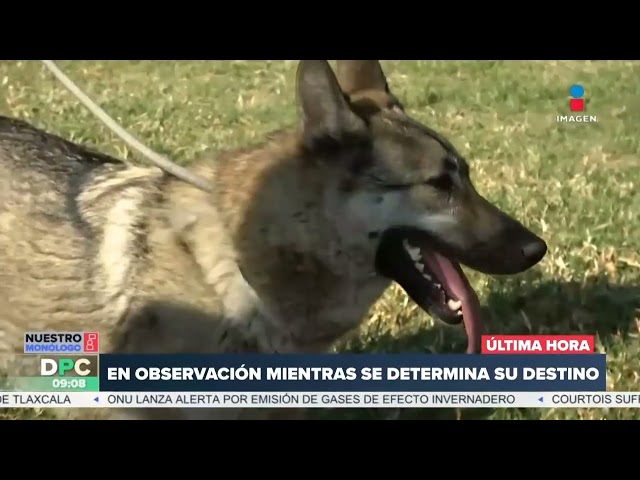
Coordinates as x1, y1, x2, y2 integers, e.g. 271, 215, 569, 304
375, 228, 483, 353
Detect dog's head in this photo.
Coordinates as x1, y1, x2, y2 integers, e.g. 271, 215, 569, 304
295, 60, 547, 352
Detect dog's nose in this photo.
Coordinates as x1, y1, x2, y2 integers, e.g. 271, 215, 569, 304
521, 238, 547, 265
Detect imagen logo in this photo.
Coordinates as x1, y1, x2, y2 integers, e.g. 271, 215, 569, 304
556, 84, 597, 124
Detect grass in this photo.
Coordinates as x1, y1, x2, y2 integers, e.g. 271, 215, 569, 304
0, 60, 639, 420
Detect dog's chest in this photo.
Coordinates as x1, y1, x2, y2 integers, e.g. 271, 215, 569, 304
322, 276, 388, 326
273, 272, 390, 349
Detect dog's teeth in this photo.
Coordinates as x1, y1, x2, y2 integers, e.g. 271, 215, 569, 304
414, 261, 424, 272
423, 273, 432, 280
456, 310, 463, 316
404, 245, 421, 261
447, 299, 462, 311
435, 283, 442, 289
402, 240, 421, 261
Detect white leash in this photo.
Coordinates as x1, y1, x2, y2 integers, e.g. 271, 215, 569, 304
41, 60, 213, 193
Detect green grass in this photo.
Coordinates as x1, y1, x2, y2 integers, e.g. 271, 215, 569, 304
1, 60, 639, 420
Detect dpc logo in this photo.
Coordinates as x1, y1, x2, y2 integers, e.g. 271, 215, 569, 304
40, 356, 99, 377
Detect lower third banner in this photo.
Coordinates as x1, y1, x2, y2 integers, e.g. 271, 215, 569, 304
98, 354, 607, 392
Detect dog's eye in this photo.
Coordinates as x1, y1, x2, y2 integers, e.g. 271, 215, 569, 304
379, 183, 413, 191
426, 175, 454, 191
369, 174, 412, 191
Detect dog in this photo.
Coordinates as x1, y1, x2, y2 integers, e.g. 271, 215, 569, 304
0, 60, 547, 419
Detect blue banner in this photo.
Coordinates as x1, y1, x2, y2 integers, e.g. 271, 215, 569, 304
98, 354, 607, 392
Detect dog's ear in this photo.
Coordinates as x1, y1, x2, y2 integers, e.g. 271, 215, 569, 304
296, 60, 366, 146
335, 60, 391, 95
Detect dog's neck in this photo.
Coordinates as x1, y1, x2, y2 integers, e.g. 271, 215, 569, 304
202, 130, 366, 275
189, 130, 389, 350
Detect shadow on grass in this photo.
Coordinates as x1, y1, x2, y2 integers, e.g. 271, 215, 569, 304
318, 274, 640, 420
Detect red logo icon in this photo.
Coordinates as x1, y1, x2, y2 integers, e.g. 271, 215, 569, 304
570, 98, 584, 112
84, 332, 99, 353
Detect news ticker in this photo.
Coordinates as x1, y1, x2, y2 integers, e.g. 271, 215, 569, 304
3, 391, 640, 409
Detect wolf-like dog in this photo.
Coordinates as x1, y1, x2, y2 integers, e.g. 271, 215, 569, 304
0, 60, 547, 419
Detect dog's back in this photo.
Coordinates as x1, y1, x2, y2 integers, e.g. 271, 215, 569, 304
0, 114, 288, 359
0, 116, 163, 353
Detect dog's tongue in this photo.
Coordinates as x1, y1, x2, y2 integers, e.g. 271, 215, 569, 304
422, 251, 483, 353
